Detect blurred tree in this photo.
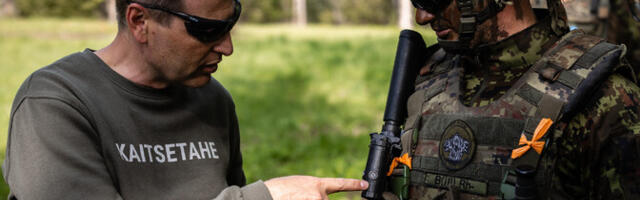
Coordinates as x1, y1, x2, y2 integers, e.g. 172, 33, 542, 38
240, 0, 396, 25
292, 0, 306, 26
305, 0, 332, 23
9, 0, 401, 25
339, 0, 396, 24
241, 0, 290, 23
1, 0, 17, 17
105, 0, 115, 22
329, 0, 344, 24
398, 0, 413, 29
15, 0, 104, 17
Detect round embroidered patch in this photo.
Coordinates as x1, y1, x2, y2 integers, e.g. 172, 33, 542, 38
439, 120, 476, 170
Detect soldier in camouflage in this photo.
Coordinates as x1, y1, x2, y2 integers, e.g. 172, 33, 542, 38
561, 0, 608, 36
559, 0, 640, 75
606, 0, 640, 75
388, 0, 640, 199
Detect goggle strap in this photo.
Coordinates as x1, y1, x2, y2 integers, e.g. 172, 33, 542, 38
476, 0, 506, 23
454, 0, 507, 50
456, 0, 476, 44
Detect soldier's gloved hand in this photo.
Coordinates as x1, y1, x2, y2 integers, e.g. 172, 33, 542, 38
264, 175, 369, 200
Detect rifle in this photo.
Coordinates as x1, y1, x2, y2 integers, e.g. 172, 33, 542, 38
361, 30, 430, 199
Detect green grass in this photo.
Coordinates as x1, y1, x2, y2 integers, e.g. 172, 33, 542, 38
0, 18, 436, 199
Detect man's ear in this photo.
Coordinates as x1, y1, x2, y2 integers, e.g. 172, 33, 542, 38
126, 3, 149, 43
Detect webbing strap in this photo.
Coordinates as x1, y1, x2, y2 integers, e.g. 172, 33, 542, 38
523, 118, 539, 134
573, 42, 619, 69
556, 70, 583, 89
544, 31, 583, 57
534, 31, 611, 89
423, 79, 446, 102
456, 0, 475, 44
412, 157, 506, 183
411, 159, 506, 195
516, 84, 543, 106
535, 31, 601, 74
418, 115, 524, 146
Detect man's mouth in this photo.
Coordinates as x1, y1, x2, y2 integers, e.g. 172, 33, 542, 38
436, 29, 451, 39
201, 64, 218, 73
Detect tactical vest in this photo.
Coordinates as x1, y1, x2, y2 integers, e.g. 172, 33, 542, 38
397, 30, 626, 199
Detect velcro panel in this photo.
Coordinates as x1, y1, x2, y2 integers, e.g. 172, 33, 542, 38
546, 47, 585, 71
418, 115, 524, 146
516, 84, 543, 106
411, 159, 507, 195
413, 157, 507, 184
534, 31, 604, 82
523, 117, 540, 134
556, 70, 583, 89
405, 89, 426, 130
537, 94, 564, 120
536, 62, 565, 81
573, 42, 618, 69
423, 79, 447, 101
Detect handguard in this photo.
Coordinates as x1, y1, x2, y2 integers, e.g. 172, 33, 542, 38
361, 30, 428, 200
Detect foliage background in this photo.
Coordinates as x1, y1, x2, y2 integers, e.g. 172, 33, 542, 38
0, 18, 436, 199
0, 0, 434, 199
11, 0, 401, 25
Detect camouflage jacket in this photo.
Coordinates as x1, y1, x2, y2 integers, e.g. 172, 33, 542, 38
410, 16, 640, 199
562, 0, 640, 77
607, 0, 640, 74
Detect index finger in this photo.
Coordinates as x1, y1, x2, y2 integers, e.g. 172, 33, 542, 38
321, 178, 369, 194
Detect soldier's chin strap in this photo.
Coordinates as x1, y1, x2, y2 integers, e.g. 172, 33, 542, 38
439, 0, 507, 54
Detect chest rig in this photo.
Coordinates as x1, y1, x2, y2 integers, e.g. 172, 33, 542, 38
399, 30, 626, 199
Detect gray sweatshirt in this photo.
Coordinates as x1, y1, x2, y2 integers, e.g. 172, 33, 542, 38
3, 49, 272, 200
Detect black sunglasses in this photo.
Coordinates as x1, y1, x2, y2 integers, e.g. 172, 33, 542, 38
410, 0, 452, 14
129, 0, 241, 43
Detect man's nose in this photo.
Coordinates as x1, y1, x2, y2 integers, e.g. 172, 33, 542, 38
415, 9, 435, 25
212, 32, 233, 56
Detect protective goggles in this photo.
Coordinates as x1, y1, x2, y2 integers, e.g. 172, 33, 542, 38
628, 0, 640, 22
129, 0, 241, 43
410, 0, 452, 14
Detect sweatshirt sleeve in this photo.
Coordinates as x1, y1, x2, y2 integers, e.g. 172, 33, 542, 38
213, 180, 273, 200
3, 97, 123, 199
226, 104, 246, 187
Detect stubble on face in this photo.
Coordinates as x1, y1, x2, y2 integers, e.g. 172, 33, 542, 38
146, 0, 235, 88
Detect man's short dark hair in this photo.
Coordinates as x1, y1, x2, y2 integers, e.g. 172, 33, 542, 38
116, 0, 184, 29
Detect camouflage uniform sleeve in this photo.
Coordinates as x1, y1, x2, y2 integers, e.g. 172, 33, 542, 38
555, 74, 640, 199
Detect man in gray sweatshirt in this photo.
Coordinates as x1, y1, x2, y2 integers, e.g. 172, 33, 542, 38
2, 0, 368, 199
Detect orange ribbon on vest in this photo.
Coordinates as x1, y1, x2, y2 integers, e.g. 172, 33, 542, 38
387, 153, 412, 176
511, 118, 553, 159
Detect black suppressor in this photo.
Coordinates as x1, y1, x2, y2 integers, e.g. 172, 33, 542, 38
361, 30, 427, 200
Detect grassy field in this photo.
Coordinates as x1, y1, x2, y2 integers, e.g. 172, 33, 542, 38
0, 18, 436, 199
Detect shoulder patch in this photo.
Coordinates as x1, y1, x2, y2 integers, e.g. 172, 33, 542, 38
439, 120, 477, 170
